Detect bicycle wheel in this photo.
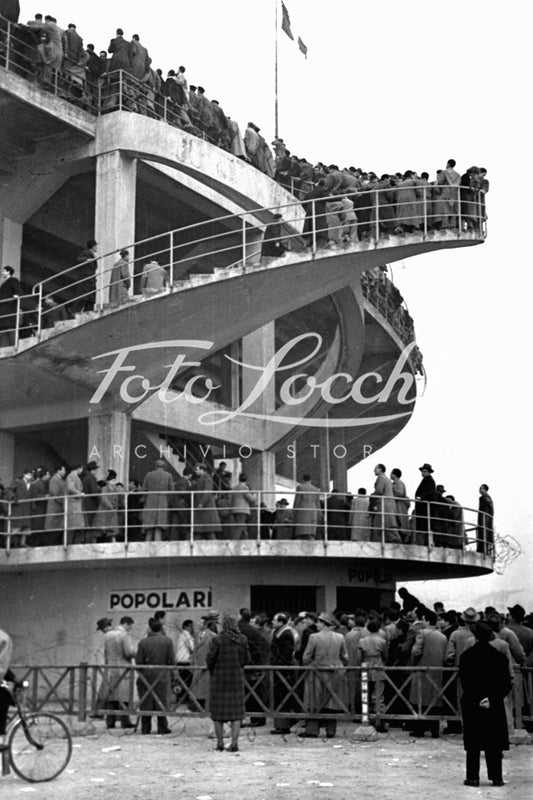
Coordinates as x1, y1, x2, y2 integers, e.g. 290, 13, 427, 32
7, 713, 72, 782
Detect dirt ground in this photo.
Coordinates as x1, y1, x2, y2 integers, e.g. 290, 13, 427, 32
2, 717, 531, 799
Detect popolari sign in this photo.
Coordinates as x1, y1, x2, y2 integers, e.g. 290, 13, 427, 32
109, 587, 212, 612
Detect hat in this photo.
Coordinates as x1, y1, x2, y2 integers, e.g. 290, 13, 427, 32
508, 604, 526, 621
318, 611, 336, 627
436, 484, 446, 493
86, 461, 99, 471
461, 607, 480, 623
278, 498, 289, 506
155, 459, 165, 467
96, 617, 112, 631
419, 463, 434, 473
201, 610, 220, 621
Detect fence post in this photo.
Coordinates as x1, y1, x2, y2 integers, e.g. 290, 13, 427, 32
5, 500, 12, 555
360, 663, 369, 725
374, 189, 379, 242
123, 492, 129, 549
323, 492, 328, 547
14, 295, 20, 350
423, 185, 428, 238
242, 217, 247, 268
63, 495, 69, 549
190, 491, 194, 547
457, 185, 462, 232
77, 662, 88, 721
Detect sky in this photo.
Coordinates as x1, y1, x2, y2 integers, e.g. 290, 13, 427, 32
17, 0, 533, 611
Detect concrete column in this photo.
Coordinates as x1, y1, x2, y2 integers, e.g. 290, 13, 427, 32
318, 428, 330, 492
331, 430, 348, 492
246, 451, 276, 507
240, 323, 276, 502
87, 411, 131, 484
0, 218, 23, 277
94, 152, 137, 306
0, 431, 15, 483
323, 582, 337, 611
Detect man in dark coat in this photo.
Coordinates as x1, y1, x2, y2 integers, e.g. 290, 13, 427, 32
413, 463, 437, 544
0, 1, 19, 22
270, 612, 296, 734
82, 461, 100, 534
238, 607, 267, 726
73, 239, 98, 312
135, 618, 175, 735
261, 214, 287, 258
459, 621, 511, 787
0, 266, 21, 347
477, 484, 494, 555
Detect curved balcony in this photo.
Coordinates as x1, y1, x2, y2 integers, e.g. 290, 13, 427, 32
0, 489, 495, 579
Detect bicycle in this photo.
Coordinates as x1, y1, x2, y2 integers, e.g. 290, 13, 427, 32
1, 679, 72, 782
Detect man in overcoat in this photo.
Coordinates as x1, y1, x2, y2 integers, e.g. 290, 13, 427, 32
141, 459, 173, 541
135, 618, 175, 735
302, 611, 348, 738
409, 609, 447, 738
293, 474, 321, 539
104, 616, 136, 729
0, 265, 21, 347
459, 621, 511, 787
413, 463, 437, 544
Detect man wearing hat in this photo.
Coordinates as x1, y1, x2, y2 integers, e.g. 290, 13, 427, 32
141, 459, 173, 542
506, 605, 533, 664
273, 498, 292, 539
446, 608, 480, 667
261, 213, 288, 259
301, 611, 348, 738
413, 463, 437, 545
91, 617, 113, 718
103, 616, 136, 729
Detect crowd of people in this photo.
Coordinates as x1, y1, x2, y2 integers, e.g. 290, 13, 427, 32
0, 459, 495, 554
87, 595, 532, 763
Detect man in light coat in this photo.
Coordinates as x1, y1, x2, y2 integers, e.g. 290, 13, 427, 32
104, 616, 136, 729
302, 611, 348, 738
293, 474, 321, 540
409, 609, 447, 738
371, 464, 401, 543
142, 459, 173, 542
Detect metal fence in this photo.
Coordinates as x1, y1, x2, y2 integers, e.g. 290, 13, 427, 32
0, 489, 495, 557
10, 663, 532, 731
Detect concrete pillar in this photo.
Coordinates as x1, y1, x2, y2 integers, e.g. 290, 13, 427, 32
323, 582, 337, 611
94, 152, 137, 306
318, 428, 330, 492
240, 323, 276, 502
331, 430, 348, 492
87, 411, 131, 484
0, 431, 15, 483
0, 218, 23, 277
246, 451, 276, 507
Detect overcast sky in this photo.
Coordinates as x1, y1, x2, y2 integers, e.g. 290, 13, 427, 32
17, 0, 533, 610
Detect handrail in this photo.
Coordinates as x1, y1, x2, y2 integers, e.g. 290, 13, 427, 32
0, 488, 495, 558
0, 183, 485, 353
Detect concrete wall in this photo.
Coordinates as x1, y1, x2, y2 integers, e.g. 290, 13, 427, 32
3, 560, 395, 665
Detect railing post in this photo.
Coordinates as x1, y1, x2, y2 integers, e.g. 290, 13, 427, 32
190, 491, 194, 546
119, 70, 123, 111
242, 217, 247, 268
63, 495, 69, 550
169, 230, 174, 287
360, 663, 369, 725
311, 199, 317, 254
423, 185, 428, 238
426, 500, 432, 550
5, 21, 11, 70
457, 185, 462, 232
5, 499, 12, 555
374, 189, 379, 242
323, 492, 328, 546
14, 295, 20, 350
36, 283, 43, 340
123, 492, 129, 549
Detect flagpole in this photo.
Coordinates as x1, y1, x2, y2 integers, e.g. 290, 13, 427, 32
274, 0, 279, 138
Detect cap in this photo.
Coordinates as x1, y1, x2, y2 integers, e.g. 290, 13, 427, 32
96, 617, 112, 631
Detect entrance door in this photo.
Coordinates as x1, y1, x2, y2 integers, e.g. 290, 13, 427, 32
336, 586, 384, 612
250, 585, 317, 617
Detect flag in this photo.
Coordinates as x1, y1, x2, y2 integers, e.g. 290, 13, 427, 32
281, 2, 294, 40
298, 36, 308, 58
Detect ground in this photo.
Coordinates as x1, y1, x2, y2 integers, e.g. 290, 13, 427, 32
2, 717, 531, 799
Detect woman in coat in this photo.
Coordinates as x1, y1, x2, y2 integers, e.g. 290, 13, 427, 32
459, 622, 512, 787
206, 613, 250, 752
66, 463, 85, 543
192, 465, 221, 540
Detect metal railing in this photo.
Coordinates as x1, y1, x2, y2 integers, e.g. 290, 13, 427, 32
0, 184, 486, 353
0, 488, 495, 558
9, 663, 532, 731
